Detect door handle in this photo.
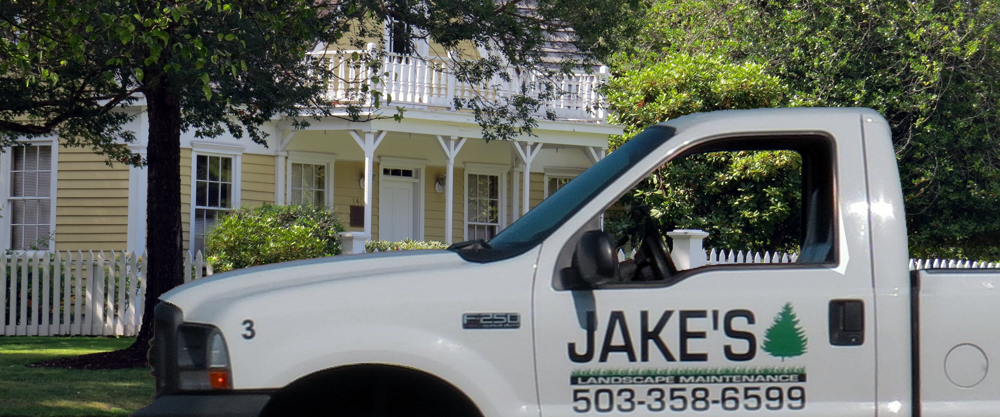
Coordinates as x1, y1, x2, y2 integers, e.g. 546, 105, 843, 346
829, 299, 864, 346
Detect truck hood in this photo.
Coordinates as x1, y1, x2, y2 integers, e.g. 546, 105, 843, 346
160, 250, 467, 317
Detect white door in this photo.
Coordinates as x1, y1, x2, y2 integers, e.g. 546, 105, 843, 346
380, 180, 414, 241
531, 121, 877, 417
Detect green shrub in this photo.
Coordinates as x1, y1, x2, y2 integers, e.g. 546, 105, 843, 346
365, 238, 449, 252
206, 204, 345, 272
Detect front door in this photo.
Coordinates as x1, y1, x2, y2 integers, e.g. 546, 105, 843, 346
533, 129, 877, 416
380, 179, 415, 241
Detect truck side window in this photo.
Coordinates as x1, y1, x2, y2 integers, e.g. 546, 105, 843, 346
606, 135, 837, 283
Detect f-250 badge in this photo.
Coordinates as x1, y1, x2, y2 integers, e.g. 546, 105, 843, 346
463, 313, 520, 329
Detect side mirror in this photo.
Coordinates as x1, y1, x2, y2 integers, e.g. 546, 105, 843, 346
573, 230, 618, 286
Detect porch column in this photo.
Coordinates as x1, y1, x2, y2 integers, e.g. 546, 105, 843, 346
350, 130, 386, 237
275, 151, 287, 204
510, 166, 520, 222
275, 131, 295, 205
437, 135, 467, 244
512, 141, 542, 215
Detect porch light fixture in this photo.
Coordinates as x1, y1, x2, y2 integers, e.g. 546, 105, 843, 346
434, 176, 446, 193
359, 175, 365, 189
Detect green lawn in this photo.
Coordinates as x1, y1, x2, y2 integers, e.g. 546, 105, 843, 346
0, 337, 153, 417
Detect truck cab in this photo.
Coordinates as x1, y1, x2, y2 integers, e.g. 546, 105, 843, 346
137, 108, 999, 417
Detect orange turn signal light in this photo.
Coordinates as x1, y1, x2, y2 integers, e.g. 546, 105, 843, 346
209, 370, 231, 389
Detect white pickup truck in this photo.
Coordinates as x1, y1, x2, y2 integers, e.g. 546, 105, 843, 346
134, 108, 999, 417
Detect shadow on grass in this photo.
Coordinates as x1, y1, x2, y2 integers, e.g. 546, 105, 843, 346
0, 337, 153, 417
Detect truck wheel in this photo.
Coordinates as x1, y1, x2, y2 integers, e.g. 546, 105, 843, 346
260, 365, 482, 417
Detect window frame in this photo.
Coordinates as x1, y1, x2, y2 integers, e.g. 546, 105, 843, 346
383, 18, 430, 57
556, 133, 840, 291
286, 151, 335, 207
189, 142, 243, 253
543, 167, 585, 198
0, 139, 58, 252
463, 162, 509, 241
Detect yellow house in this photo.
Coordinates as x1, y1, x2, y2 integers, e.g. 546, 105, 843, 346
1, 34, 621, 255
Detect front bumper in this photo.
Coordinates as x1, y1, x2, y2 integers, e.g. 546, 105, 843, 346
131, 392, 272, 417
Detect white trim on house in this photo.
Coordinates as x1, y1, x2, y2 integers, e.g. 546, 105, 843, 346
189, 146, 242, 252
275, 151, 287, 204
0, 138, 58, 252
126, 145, 148, 254
378, 156, 427, 241
436, 136, 466, 244
512, 142, 543, 217
349, 130, 386, 238
190, 140, 246, 154
463, 162, 508, 242
509, 166, 521, 223
286, 151, 336, 207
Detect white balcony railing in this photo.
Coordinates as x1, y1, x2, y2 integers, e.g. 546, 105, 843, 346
313, 48, 608, 122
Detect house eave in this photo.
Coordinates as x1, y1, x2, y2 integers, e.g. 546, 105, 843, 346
275, 109, 621, 148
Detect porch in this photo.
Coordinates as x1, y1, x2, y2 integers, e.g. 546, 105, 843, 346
275, 110, 619, 250
312, 48, 608, 123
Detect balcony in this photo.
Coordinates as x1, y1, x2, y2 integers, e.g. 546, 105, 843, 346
312, 48, 608, 123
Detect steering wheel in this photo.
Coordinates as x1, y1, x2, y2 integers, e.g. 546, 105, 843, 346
638, 221, 677, 280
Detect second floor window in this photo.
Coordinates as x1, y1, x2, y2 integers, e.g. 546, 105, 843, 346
194, 154, 232, 252
388, 20, 413, 55
10, 145, 52, 250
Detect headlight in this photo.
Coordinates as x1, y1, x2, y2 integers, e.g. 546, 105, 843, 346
177, 324, 232, 391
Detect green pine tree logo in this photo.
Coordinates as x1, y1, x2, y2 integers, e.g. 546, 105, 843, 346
761, 302, 807, 361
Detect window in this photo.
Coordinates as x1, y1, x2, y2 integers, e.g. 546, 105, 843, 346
388, 20, 413, 55
467, 173, 500, 240
383, 167, 414, 178
543, 168, 583, 198
194, 154, 233, 251
600, 135, 836, 285
9, 145, 52, 250
290, 163, 326, 206
548, 177, 571, 193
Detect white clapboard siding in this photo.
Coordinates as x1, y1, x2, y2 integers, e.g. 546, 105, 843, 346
0, 250, 209, 337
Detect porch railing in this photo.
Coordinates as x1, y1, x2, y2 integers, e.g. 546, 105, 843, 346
312, 48, 608, 122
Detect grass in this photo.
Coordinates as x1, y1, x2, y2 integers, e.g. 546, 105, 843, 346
0, 337, 153, 417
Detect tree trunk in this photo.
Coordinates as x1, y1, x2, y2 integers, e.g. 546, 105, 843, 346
127, 80, 184, 356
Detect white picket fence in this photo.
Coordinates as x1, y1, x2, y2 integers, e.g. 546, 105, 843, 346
617, 229, 998, 271
1, 250, 211, 337
909, 258, 998, 270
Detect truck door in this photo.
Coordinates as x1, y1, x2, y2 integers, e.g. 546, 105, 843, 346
533, 128, 877, 416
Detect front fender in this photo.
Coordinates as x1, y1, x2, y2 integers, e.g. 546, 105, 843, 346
183, 248, 541, 417
263, 324, 537, 417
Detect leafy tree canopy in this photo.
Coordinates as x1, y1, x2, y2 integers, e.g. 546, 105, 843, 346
607, 0, 1000, 260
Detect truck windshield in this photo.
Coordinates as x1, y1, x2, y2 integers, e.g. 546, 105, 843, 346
450, 125, 676, 262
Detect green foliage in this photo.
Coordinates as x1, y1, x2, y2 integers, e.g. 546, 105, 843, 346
603, 1, 796, 253
628, 151, 803, 252
608, 0, 1000, 260
604, 54, 787, 149
365, 239, 449, 252
761, 302, 807, 361
206, 204, 345, 272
